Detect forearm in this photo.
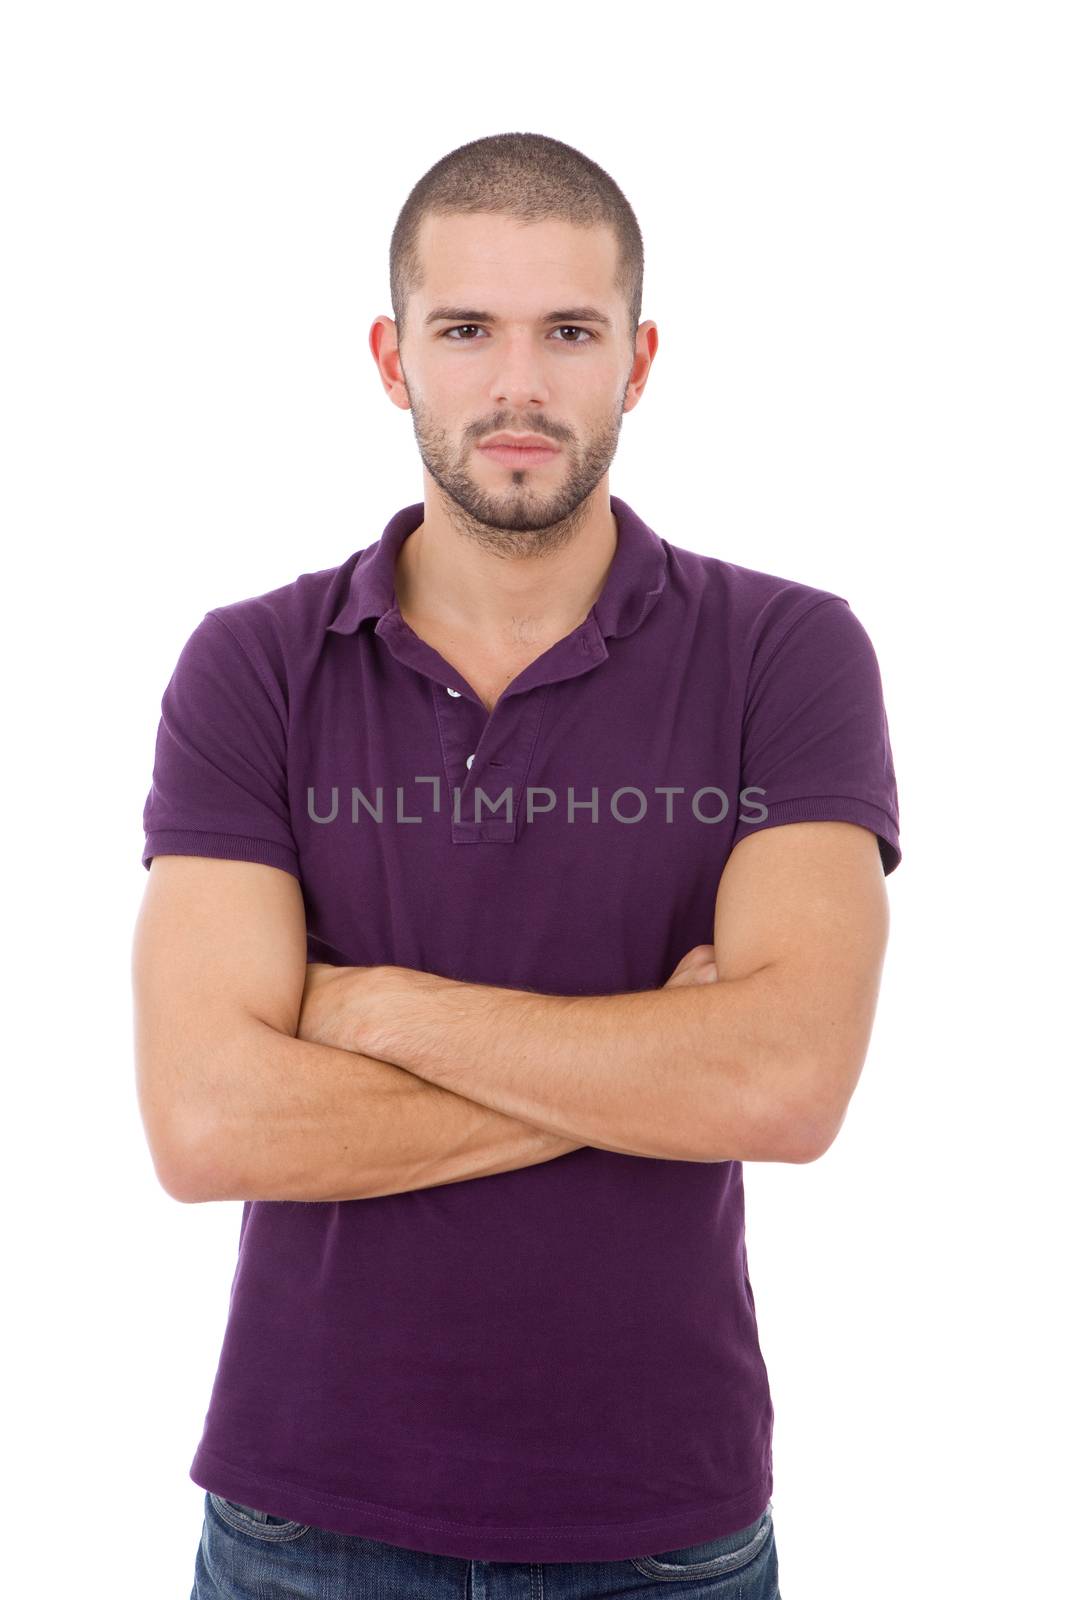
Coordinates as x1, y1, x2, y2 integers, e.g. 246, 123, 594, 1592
337, 966, 810, 1164
185, 1019, 584, 1203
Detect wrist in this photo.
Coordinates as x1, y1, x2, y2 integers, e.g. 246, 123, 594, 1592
354, 965, 454, 1067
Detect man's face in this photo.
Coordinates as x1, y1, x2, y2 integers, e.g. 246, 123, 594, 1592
394, 212, 643, 534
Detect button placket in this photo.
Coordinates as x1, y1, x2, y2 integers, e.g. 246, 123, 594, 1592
452, 682, 558, 844
376, 607, 612, 843
431, 681, 487, 799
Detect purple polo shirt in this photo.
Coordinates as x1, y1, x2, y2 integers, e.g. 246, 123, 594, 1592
141, 494, 901, 1563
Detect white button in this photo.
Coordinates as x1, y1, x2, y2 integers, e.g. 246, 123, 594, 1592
446, 686, 461, 697
466, 753, 475, 769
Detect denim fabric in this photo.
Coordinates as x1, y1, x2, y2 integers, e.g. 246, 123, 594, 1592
191, 1492, 781, 1598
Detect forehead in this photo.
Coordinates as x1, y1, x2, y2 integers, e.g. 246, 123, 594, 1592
413, 212, 620, 309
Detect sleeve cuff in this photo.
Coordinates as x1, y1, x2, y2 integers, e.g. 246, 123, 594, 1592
730, 796, 902, 876
142, 829, 301, 881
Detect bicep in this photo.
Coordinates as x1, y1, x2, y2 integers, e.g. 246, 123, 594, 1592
712, 819, 891, 1155
131, 855, 307, 1191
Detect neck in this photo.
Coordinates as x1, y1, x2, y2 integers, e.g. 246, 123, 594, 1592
393, 480, 618, 647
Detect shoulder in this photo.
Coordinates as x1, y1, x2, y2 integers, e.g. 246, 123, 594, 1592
664, 537, 853, 661
196, 548, 367, 684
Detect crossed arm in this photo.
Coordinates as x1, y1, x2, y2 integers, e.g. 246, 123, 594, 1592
133, 820, 889, 1201
296, 818, 889, 1167
297, 949, 791, 1164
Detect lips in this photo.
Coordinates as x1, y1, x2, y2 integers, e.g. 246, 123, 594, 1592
479, 443, 561, 467
479, 432, 560, 451
478, 435, 561, 468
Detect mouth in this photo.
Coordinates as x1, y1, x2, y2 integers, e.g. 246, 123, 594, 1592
477, 442, 561, 468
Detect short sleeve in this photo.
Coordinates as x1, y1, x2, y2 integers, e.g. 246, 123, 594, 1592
141, 609, 301, 880
729, 596, 902, 875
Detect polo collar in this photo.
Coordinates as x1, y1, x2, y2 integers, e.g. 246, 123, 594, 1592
325, 493, 667, 644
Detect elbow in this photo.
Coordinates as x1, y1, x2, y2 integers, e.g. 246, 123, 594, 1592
737, 1120, 829, 1166
776, 1120, 838, 1165
161, 1161, 213, 1205
153, 1118, 228, 1204
775, 1087, 839, 1163
136, 1040, 243, 1202
136, 1041, 220, 1201
741, 1054, 846, 1166
773, 1062, 853, 1165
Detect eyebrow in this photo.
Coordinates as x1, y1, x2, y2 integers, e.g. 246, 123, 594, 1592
424, 305, 613, 329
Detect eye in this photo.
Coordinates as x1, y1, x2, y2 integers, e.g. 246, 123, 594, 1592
441, 325, 595, 345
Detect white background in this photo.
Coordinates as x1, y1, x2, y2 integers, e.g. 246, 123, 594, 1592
4, 3, 1064, 1595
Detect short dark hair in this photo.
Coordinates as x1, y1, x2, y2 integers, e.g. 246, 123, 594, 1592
389, 132, 644, 349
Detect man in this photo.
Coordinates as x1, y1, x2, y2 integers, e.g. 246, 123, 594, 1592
134, 131, 900, 1599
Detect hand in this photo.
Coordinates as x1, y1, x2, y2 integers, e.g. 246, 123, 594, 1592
664, 943, 719, 988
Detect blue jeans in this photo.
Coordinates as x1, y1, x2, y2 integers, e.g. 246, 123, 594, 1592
191, 1491, 781, 1597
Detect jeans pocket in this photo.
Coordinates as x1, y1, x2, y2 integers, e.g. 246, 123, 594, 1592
629, 1503, 774, 1588
207, 1491, 312, 1543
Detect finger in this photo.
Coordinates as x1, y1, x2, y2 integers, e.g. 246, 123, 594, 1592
671, 943, 716, 975
681, 963, 719, 986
